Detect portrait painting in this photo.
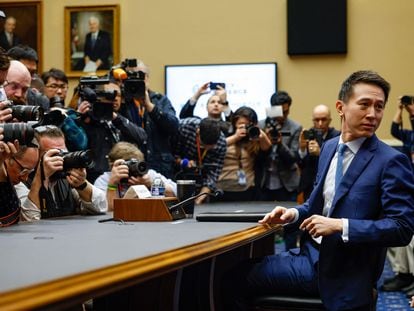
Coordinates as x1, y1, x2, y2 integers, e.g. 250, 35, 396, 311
0, 1, 42, 71
64, 5, 120, 77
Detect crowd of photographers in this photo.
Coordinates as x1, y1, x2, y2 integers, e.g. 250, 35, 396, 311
0, 45, 413, 247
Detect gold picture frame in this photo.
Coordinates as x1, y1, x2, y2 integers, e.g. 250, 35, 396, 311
64, 5, 120, 77
0, 1, 42, 72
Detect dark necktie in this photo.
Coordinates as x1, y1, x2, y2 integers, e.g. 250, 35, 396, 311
335, 143, 347, 190
91, 34, 97, 48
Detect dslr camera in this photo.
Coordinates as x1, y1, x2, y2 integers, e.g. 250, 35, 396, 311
51, 150, 95, 180
303, 128, 324, 146
401, 95, 413, 106
78, 76, 117, 121
245, 124, 260, 140
3, 100, 44, 123
124, 158, 148, 177
265, 117, 290, 141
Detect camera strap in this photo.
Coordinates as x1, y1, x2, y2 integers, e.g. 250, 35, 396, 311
196, 133, 208, 168
133, 98, 146, 128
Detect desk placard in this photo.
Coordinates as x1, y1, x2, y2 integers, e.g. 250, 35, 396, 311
113, 197, 185, 221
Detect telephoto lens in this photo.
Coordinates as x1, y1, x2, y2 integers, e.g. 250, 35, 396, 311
61, 150, 95, 171
0, 123, 35, 146
11, 105, 44, 122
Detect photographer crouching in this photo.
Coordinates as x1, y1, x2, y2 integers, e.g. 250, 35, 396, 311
298, 104, 340, 201
21, 125, 107, 220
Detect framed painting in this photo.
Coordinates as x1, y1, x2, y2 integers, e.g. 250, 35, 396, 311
64, 5, 120, 77
0, 1, 42, 72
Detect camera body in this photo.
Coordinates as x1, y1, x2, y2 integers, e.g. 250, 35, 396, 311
265, 117, 290, 141
79, 76, 116, 121
401, 95, 413, 106
303, 128, 324, 146
124, 158, 148, 177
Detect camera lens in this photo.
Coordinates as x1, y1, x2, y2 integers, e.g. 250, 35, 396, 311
62, 150, 94, 170
247, 125, 260, 139
0, 123, 35, 146
125, 159, 148, 177
401, 95, 413, 106
49, 96, 64, 108
11, 105, 44, 122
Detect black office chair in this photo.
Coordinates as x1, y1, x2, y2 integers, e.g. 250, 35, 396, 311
252, 294, 325, 311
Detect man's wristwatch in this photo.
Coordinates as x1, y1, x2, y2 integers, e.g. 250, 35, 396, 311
75, 181, 88, 191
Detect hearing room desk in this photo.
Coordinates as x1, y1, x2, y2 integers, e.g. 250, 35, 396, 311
0, 202, 283, 311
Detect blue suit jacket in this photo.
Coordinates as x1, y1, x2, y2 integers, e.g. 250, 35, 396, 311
289, 135, 414, 310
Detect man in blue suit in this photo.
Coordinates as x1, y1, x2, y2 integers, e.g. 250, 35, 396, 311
222, 70, 414, 310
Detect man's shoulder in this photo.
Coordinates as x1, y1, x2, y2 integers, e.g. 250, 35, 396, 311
284, 118, 302, 130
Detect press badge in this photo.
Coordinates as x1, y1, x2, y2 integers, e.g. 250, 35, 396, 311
237, 169, 247, 186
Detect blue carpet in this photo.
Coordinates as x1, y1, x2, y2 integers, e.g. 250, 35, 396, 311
274, 238, 413, 310
377, 259, 412, 311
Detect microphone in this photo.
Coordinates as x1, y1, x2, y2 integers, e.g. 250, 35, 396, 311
181, 158, 189, 168
168, 189, 223, 211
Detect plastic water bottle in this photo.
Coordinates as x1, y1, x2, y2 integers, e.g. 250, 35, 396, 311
151, 176, 165, 197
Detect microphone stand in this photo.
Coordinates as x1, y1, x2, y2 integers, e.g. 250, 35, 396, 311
168, 191, 222, 211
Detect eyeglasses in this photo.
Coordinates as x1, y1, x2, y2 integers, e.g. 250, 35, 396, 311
3, 80, 29, 94
45, 83, 68, 91
12, 157, 34, 176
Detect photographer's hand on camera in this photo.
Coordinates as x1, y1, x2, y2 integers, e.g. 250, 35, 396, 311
129, 174, 151, 188
0, 101, 13, 123
109, 159, 129, 185
307, 139, 320, 156
42, 149, 64, 179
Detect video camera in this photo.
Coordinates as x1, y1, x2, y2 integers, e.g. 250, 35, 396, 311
112, 58, 146, 101
78, 76, 116, 121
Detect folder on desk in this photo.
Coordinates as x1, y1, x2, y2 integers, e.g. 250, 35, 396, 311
196, 211, 267, 222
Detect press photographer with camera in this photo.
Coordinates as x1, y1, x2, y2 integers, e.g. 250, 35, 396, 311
94, 142, 177, 211
76, 80, 147, 183
298, 104, 340, 201
215, 106, 271, 201
2, 60, 31, 105
115, 58, 179, 179
20, 125, 107, 220
257, 91, 302, 202
391, 95, 414, 166
179, 82, 232, 136
173, 117, 226, 205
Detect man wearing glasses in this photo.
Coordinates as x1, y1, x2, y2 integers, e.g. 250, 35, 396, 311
41, 68, 69, 105
0, 140, 39, 226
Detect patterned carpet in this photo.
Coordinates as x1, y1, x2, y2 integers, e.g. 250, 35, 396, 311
377, 260, 412, 311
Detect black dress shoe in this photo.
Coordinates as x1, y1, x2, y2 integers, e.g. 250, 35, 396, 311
381, 273, 414, 292
402, 281, 414, 293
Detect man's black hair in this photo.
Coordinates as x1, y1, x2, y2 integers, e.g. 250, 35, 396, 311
7, 44, 38, 62
270, 90, 292, 106
41, 68, 68, 84
199, 118, 221, 145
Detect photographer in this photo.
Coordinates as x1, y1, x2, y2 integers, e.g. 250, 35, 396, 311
2, 60, 31, 105
257, 91, 302, 202
391, 95, 414, 166
21, 125, 107, 220
298, 104, 340, 201
77, 81, 147, 183
116, 59, 179, 179
179, 82, 232, 136
216, 106, 271, 201
94, 142, 176, 211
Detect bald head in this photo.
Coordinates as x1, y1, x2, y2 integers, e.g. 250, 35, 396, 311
4, 60, 31, 104
312, 104, 332, 133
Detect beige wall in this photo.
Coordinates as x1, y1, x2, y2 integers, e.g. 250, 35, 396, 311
19, 0, 414, 139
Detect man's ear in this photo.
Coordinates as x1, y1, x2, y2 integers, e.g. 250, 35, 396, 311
336, 100, 344, 117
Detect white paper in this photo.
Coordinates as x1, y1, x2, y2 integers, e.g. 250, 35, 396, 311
123, 185, 152, 199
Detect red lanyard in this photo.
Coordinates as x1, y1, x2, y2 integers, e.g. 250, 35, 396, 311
196, 133, 208, 167
133, 98, 145, 128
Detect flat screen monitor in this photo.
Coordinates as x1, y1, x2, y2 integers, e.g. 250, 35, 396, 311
164, 62, 277, 121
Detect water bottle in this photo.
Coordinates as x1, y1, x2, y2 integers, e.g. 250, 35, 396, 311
151, 176, 165, 197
